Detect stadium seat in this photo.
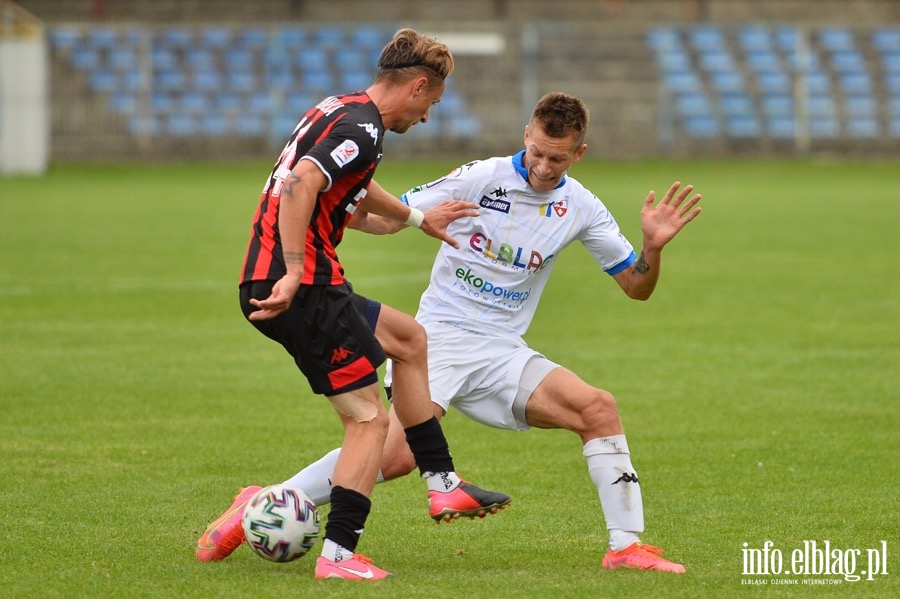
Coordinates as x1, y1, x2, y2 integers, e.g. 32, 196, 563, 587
881, 52, 900, 74
88, 69, 118, 93
49, 26, 82, 53
872, 28, 900, 52
688, 26, 726, 52
150, 91, 174, 113
646, 26, 682, 51
193, 70, 223, 92
774, 26, 799, 53
201, 26, 232, 49
767, 116, 796, 139
656, 49, 692, 72
830, 51, 865, 73
839, 72, 872, 95
818, 27, 855, 52
675, 92, 713, 117
737, 26, 773, 52
847, 117, 880, 138
887, 74, 900, 93
216, 92, 242, 114
200, 113, 230, 137
756, 70, 791, 95
698, 49, 735, 73
87, 26, 119, 49
151, 47, 177, 70
108, 47, 137, 71
226, 70, 257, 93
181, 91, 211, 115
890, 116, 900, 137
185, 48, 216, 71
278, 27, 306, 51
160, 27, 192, 49
165, 114, 197, 137
745, 50, 781, 73
352, 26, 389, 51
845, 95, 877, 119
663, 69, 702, 93
683, 114, 720, 138
809, 115, 840, 138
108, 91, 137, 115
240, 27, 270, 50
709, 71, 746, 94
314, 26, 345, 49
156, 69, 186, 92
725, 115, 762, 138
761, 94, 794, 119
70, 46, 100, 70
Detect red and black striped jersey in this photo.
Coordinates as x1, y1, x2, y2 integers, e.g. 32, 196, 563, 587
241, 91, 384, 286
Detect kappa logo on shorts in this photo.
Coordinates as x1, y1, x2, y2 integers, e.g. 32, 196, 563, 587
330, 346, 353, 364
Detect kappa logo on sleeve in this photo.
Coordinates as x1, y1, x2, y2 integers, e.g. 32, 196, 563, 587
330, 140, 360, 167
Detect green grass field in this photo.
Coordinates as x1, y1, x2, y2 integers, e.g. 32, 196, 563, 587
0, 158, 897, 598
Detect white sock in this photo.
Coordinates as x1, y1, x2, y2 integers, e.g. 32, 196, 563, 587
583, 435, 644, 551
320, 538, 354, 562
421, 471, 461, 493
283, 448, 385, 506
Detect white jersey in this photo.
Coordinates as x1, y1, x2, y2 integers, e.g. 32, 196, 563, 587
400, 151, 635, 339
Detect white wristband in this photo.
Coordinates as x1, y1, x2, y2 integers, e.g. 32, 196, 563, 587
404, 207, 425, 228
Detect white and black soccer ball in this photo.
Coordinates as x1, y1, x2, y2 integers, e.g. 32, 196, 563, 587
241, 484, 320, 562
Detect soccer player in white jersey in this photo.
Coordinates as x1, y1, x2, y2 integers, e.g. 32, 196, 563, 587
283, 92, 702, 573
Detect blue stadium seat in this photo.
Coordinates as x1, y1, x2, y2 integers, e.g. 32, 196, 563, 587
165, 114, 197, 137
70, 46, 100, 70
720, 93, 755, 118
839, 72, 872, 95
108, 91, 137, 115
725, 115, 762, 138
646, 27, 682, 51
181, 91, 210, 115
193, 70, 223, 92
240, 27, 269, 50
248, 92, 272, 115
767, 116, 796, 139
698, 50, 735, 73
50, 26, 82, 53
234, 114, 266, 137
872, 28, 900, 52
156, 69, 186, 92
847, 117, 880, 138
761, 94, 794, 118
108, 47, 137, 71
278, 27, 306, 50
226, 70, 257, 92
756, 70, 791, 95
160, 27, 192, 49
150, 91, 174, 113
889, 97, 900, 116
745, 50, 781, 73
775, 26, 798, 53
314, 26, 345, 49
804, 70, 832, 94
119, 68, 143, 92
185, 48, 216, 71
675, 92, 713, 117
887, 74, 900, 93
200, 113, 230, 137
663, 69, 701, 93
88, 69, 118, 93
216, 92, 242, 114
809, 115, 840, 138
340, 70, 372, 91
830, 51, 865, 73
688, 26, 726, 51
818, 27, 855, 52
881, 52, 900, 74
683, 114, 720, 137
656, 49, 692, 72
225, 49, 255, 72
845, 96, 877, 119
201, 26, 232, 49
737, 26, 773, 52
890, 116, 900, 137
352, 26, 389, 50
709, 71, 746, 93
87, 26, 119, 49
151, 47, 177, 70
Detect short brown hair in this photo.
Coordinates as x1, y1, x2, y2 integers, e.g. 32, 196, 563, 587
529, 92, 590, 147
375, 28, 455, 86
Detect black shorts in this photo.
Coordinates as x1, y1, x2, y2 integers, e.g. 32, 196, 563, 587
239, 280, 384, 396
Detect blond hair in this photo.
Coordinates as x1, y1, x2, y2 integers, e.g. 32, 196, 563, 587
375, 28, 454, 87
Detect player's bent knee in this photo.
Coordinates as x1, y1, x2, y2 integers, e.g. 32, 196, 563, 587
580, 388, 620, 428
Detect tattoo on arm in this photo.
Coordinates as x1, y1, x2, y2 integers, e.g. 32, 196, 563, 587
283, 251, 304, 265
282, 172, 304, 199
633, 251, 651, 275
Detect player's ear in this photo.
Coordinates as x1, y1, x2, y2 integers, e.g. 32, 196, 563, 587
572, 143, 587, 162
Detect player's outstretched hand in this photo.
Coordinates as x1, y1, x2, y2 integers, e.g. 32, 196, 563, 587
248, 273, 301, 321
420, 201, 480, 249
641, 181, 702, 251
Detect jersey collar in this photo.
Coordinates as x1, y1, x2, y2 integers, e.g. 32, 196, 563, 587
512, 150, 567, 190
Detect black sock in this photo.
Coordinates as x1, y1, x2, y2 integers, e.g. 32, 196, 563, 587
404, 416, 454, 474
324, 486, 371, 554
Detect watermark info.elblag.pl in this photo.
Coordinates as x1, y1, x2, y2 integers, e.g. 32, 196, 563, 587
741, 540, 889, 586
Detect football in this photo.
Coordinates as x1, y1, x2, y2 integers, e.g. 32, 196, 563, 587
241, 484, 320, 562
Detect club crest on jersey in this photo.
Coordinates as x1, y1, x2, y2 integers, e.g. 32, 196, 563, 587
540, 200, 568, 218
330, 139, 359, 167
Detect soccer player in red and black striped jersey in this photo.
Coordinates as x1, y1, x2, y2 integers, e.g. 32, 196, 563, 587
196, 29, 510, 580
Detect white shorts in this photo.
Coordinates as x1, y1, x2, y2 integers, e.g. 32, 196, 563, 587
386, 322, 559, 431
